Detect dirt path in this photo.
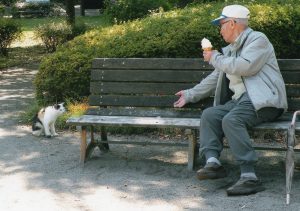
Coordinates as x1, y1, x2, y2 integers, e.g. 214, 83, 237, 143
0, 68, 299, 210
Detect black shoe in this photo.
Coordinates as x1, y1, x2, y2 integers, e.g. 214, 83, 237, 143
226, 177, 266, 196
197, 162, 227, 180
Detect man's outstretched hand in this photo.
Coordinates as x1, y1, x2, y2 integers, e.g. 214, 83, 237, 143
173, 91, 187, 108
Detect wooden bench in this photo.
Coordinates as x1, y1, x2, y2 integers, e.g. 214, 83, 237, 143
67, 58, 300, 172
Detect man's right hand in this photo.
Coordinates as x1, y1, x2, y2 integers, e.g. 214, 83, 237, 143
173, 91, 187, 108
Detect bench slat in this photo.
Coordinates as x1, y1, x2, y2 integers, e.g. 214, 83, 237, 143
67, 115, 201, 128
90, 82, 300, 97
67, 115, 300, 131
90, 69, 300, 84
92, 58, 212, 70
89, 94, 299, 112
87, 107, 201, 118
282, 72, 300, 84
286, 85, 300, 97
90, 82, 196, 94
277, 59, 300, 70
89, 95, 213, 108
91, 69, 210, 82
92, 58, 300, 70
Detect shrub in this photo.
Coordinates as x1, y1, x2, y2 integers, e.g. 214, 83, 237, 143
0, 18, 21, 56
2, 0, 17, 7
35, 1, 300, 104
0, 4, 5, 17
104, 0, 172, 23
35, 21, 72, 52
35, 21, 91, 52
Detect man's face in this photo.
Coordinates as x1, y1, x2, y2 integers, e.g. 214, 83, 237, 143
219, 19, 235, 43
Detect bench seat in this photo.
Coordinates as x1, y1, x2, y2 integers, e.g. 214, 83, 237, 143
67, 115, 299, 131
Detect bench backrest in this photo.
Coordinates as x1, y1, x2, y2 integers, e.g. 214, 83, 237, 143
87, 58, 300, 118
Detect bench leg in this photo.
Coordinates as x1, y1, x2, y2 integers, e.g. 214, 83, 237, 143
86, 126, 98, 159
99, 126, 109, 152
187, 129, 197, 171
80, 126, 87, 165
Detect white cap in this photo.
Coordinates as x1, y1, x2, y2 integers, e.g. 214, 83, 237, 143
211, 5, 250, 25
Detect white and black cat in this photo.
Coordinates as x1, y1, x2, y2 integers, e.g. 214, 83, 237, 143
32, 103, 66, 138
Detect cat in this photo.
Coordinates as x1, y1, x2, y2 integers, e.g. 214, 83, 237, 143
32, 103, 66, 138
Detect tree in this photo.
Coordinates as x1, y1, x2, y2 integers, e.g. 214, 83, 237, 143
65, 0, 75, 25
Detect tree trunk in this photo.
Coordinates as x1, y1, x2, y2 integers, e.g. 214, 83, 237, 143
81, 0, 85, 16
66, 0, 75, 25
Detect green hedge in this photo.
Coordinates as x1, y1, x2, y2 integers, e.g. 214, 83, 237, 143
35, 1, 300, 104
0, 18, 21, 56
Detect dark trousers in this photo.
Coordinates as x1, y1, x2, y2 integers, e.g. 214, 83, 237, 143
200, 92, 282, 173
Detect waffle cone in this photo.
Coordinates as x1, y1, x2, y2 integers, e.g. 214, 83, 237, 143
202, 47, 212, 51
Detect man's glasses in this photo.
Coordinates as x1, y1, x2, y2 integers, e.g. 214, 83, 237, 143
219, 19, 236, 30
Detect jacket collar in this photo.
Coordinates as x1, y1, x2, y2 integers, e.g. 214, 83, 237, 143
222, 27, 253, 56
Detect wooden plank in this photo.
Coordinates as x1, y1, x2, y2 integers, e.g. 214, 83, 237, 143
286, 85, 300, 97
90, 83, 300, 96
90, 69, 300, 84
282, 72, 300, 84
287, 99, 300, 112
89, 95, 213, 108
93, 139, 188, 147
92, 58, 213, 70
90, 82, 196, 95
278, 59, 300, 70
67, 115, 300, 130
91, 69, 210, 82
67, 115, 201, 129
92, 58, 300, 70
86, 107, 202, 118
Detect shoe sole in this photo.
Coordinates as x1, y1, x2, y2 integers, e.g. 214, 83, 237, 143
197, 172, 227, 180
227, 186, 266, 196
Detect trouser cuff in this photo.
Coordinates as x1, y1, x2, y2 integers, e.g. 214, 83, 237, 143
205, 150, 219, 161
240, 164, 255, 173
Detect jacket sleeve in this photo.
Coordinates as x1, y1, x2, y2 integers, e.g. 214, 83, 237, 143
183, 69, 219, 103
210, 35, 272, 77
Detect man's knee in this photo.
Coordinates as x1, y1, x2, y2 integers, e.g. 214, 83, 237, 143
222, 114, 240, 130
202, 107, 217, 121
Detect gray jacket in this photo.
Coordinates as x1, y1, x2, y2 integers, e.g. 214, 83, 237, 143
184, 27, 288, 112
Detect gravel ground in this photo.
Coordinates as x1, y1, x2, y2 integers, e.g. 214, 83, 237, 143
0, 67, 300, 211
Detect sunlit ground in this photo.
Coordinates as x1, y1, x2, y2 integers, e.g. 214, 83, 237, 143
10, 31, 42, 48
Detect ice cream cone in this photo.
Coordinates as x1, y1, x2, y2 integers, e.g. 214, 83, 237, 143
202, 47, 212, 51
201, 38, 213, 52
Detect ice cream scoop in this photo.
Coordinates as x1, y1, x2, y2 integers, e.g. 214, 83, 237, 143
201, 38, 213, 51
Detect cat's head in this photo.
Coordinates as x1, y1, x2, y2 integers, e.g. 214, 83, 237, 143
54, 102, 66, 115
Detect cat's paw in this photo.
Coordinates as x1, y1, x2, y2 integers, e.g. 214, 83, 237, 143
52, 133, 59, 137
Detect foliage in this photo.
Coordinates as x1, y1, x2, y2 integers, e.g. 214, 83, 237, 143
19, 98, 89, 130
34, 20, 91, 52
0, 4, 5, 17
18, 16, 111, 31
2, 0, 18, 6
35, 1, 300, 104
0, 18, 21, 56
104, 0, 173, 23
35, 21, 72, 52
11, 1, 52, 18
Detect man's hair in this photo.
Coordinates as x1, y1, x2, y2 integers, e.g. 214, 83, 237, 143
234, 18, 249, 27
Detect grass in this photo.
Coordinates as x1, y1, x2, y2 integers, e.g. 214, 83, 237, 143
19, 98, 90, 129
0, 15, 112, 70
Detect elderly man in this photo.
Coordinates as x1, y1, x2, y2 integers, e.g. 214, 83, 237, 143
174, 5, 287, 196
